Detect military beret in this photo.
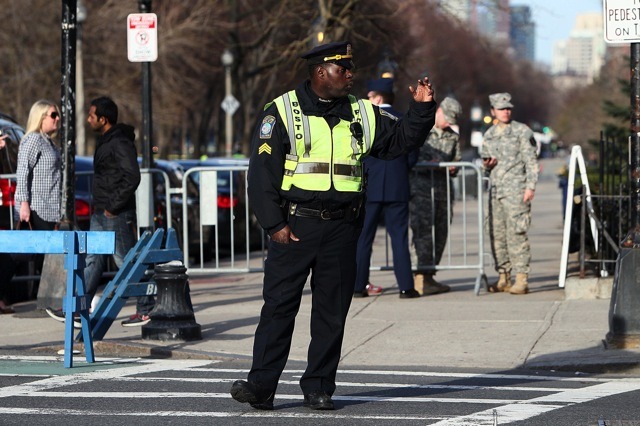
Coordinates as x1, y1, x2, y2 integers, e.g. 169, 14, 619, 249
367, 78, 394, 94
300, 41, 354, 70
489, 92, 514, 109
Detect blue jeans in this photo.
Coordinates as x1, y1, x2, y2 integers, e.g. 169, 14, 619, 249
83, 209, 154, 315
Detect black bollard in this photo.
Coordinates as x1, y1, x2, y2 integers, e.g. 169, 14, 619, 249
142, 261, 201, 341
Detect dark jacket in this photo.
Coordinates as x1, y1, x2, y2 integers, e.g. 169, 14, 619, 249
362, 104, 410, 203
248, 80, 435, 235
92, 123, 141, 215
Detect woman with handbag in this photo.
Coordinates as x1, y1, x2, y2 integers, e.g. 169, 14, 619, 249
14, 100, 62, 231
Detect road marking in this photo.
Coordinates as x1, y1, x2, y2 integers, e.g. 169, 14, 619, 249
0, 360, 212, 398
114, 376, 573, 392
194, 367, 616, 383
0, 407, 445, 420
431, 380, 640, 425
2, 361, 640, 424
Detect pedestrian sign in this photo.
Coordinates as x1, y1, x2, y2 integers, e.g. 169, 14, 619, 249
603, 0, 640, 43
222, 94, 240, 115
127, 13, 158, 62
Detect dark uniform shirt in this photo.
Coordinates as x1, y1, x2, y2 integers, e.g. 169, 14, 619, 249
248, 80, 436, 235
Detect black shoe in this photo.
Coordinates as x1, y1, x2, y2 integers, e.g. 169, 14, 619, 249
423, 282, 451, 295
399, 289, 421, 299
45, 307, 82, 329
230, 380, 274, 410
353, 290, 368, 298
303, 390, 334, 410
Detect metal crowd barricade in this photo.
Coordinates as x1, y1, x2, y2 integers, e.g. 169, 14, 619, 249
370, 161, 489, 294
181, 165, 266, 274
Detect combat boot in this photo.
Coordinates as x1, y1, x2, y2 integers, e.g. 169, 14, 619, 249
509, 273, 529, 295
423, 273, 450, 295
487, 272, 512, 293
414, 273, 425, 296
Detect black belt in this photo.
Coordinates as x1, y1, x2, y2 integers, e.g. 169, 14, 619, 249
294, 206, 346, 220
286, 203, 346, 220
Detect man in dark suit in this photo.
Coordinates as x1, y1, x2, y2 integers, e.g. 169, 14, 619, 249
354, 77, 419, 299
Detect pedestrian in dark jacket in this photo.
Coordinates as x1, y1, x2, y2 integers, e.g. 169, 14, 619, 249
46, 97, 152, 326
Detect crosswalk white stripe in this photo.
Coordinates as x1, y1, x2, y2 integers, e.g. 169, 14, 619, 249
193, 367, 617, 383
0, 407, 446, 420
14, 391, 520, 404
0, 360, 212, 398
431, 379, 640, 425
114, 376, 571, 392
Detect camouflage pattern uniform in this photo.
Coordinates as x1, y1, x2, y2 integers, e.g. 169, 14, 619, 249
410, 126, 460, 273
483, 120, 539, 275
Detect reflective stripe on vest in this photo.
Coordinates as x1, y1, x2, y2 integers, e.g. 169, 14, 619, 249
273, 90, 376, 192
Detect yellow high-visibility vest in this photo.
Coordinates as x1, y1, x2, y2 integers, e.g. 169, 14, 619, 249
273, 90, 376, 192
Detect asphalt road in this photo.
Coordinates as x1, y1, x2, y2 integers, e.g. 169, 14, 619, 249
1, 356, 640, 425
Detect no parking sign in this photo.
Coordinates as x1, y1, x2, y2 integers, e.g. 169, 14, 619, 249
127, 13, 158, 62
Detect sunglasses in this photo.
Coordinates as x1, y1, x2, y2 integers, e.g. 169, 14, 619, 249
48, 112, 59, 119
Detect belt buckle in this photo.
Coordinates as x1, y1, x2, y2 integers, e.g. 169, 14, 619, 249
320, 209, 331, 220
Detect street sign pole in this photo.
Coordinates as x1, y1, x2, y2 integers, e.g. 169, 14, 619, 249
137, 0, 153, 170
605, 0, 640, 346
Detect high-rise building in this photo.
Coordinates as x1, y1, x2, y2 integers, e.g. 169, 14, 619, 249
438, 0, 471, 22
475, 0, 511, 47
510, 5, 535, 62
552, 13, 605, 84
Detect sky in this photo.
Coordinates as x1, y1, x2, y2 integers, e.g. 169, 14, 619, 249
516, 0, 603, 65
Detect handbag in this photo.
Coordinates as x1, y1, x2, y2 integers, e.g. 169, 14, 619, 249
11, 220, 36, 263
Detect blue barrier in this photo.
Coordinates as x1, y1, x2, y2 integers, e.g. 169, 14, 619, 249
1, 230, 115, 367
86, 227, 182, 341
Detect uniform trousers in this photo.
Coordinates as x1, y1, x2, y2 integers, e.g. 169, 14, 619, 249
410, 183, 451, 273
487, 189, 532, 274
248, 213, 361, 396
355, 201, 413, 291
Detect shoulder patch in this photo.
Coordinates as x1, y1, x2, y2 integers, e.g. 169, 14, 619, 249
260, 115, 276, 139
379, 108, 399, 121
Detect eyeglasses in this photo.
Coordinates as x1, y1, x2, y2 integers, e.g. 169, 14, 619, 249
48, 112, 59, 120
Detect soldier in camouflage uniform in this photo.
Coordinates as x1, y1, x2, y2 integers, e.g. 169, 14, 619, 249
409, 97, 462, 295
482, 93, 539, 295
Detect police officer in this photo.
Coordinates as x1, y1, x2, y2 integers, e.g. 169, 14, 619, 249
230, 41, 436, 411
482, 93, 539, 295
354, 77, 417, 299
409, 97, 462, 295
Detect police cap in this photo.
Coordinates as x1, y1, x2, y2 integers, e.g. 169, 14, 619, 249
300, 41, 354, 70
367, 78, 394, 94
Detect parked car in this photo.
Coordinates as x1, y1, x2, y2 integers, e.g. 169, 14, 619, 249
73, 156, 94, 230
176, 158, 265, 252
143, 158, 215, 261
0, 113, 24, 230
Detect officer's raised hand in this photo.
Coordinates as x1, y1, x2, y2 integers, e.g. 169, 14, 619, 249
409, 77, 435, 103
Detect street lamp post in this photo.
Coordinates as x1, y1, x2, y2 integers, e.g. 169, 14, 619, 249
60, 0, 77, 228
470, 102, 483, 157
221, 49, 234, 157
76, 0, 86, 156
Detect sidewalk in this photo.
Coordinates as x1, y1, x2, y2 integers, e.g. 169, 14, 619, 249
2, 157, 640, 374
